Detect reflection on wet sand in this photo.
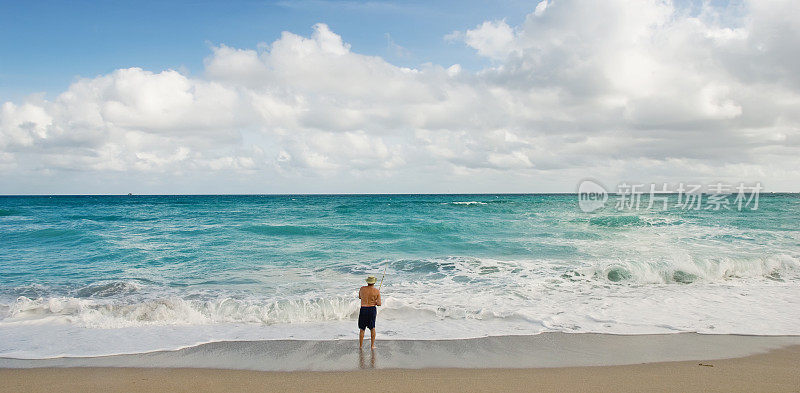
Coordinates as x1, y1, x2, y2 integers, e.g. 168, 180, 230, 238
359, 349, 376, 369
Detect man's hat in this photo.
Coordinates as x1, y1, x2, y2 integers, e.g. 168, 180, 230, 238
366, 276, 377, 284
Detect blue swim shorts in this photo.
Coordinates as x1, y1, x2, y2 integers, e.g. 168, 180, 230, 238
358, 306, 377, 330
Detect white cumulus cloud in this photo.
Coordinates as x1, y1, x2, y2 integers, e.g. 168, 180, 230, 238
1, 1, 799, 193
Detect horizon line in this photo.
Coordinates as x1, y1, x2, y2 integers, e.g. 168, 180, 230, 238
1, 192, 798, 197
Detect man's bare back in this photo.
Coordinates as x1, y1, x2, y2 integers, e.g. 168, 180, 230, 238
359, 285, 381, 307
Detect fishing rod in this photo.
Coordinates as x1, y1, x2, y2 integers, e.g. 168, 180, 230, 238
378, 266, 387, 290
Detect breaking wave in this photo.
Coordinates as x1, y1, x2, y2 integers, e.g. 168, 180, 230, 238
2, 296, 361, 328
3, 254, 797, 330
564, 254, 799, 284
75, 281, 143, 298
587, 215, 685, 228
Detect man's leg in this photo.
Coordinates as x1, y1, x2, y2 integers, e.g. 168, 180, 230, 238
370, 328, 376, 349
359, 329, 365, 348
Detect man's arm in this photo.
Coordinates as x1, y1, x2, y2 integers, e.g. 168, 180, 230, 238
376, 291, 381, 306
358, 287, 362, 299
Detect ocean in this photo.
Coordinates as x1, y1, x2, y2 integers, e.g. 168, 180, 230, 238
1, 194, 798, 359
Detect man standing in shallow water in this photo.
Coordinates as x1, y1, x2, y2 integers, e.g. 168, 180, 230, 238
358, 276, 382, 349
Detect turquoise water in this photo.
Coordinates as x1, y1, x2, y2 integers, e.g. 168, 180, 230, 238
1, 194, 799, 358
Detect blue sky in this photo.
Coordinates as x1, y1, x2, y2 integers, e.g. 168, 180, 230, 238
1, 0, 797, 194
0, 0, 540, 101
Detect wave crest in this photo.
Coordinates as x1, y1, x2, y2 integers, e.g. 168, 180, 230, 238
565, 254, 799, 284
2, 296, 361, 328
76, 281, 142, 298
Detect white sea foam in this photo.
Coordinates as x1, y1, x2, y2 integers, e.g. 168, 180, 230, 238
3, 296, 361, 328
2, 276, 800, 359
2, 252, 799, 358
570, 253, 798, 284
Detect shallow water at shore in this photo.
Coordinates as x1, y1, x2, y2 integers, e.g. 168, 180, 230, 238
3, 333, 800, 371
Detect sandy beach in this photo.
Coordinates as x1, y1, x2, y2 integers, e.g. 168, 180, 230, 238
2, 344, 799, 393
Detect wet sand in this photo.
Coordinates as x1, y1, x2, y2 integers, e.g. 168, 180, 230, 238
2, 345, 799, 393
4, 333, 800, 371
2, 334, 800, 392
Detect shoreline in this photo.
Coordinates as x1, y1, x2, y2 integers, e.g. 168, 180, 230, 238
3, 333, 800, 371
2, 345, 799, 392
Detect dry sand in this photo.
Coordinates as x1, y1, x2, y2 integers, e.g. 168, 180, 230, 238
1, 345, 798, 393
